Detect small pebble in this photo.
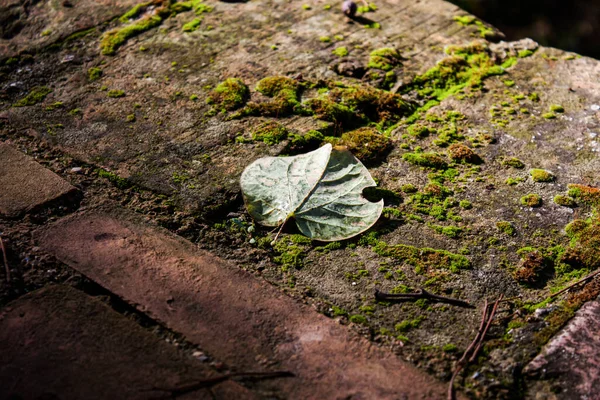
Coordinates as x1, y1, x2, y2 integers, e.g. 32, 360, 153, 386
249, 238, 256, 244
342, 0, 357, 17
591, 104, 600, 111
70, 167, 82, 173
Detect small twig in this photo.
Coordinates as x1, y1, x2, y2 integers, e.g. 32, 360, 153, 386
550, 269, 600, 299
0, 237, 9, 283
469, 294, 503, 362
448, 294, 504, 400
148, 371, 294, 398
448, 300, 488, 400
375, 289, 474, 308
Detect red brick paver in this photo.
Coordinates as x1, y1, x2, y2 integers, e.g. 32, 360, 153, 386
0, 143, 78, 217
524, 299, 600, 398
0, 285, 255, 400
37, 207, 453, 399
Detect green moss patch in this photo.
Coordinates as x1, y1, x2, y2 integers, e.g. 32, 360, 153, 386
251, 121, 288, 145
12, 86, 52, 107
207, 78, 250, 111
374, 242, 470, 273
87, 67, 103, 81
448, 143, 481, 164
567, 184, 600, 208
107, 89, 125, 98
101, 15, 163, 55
402, 152, 448, 170
530, 169, 555, 183
496, 221, 516, 236
368, 48, 402, 71
336, 127, 392, 163
332, 47, 348, 57
520, 193, 542, 207
502, 157, 525, 169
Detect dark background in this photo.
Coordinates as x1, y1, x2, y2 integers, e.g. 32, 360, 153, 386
448, 0, 600, 59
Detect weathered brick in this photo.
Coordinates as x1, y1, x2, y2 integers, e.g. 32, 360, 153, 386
0, 285, 255, 400
37, 207, 452, 399
0, 143, 79, 217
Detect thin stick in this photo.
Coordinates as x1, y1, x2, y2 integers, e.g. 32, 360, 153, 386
0, 237, 9, 283
271, 218, 289, 245
448, 300, 488, 400
469, 294, 503, 363
375, 289, 474, 308
550, 269, 600, 298
149, 371, 294, 398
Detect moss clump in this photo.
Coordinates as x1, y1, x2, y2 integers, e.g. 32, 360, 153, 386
332, 47, 348, 57
395, 316, 425, 332
97, 169, 131, 189
518, 49, 534, 58
565, 219, 588, 237
407, 124, 434, 138
307, 84, 413, 128
401, 184, 418, 193
101, 15, 163, 55
459, 200, 472, 209
429, 224, 463, 238
567, 184, 600, 208
87, 67, 103, 81
283, 130, 325, 154
550, 104, 564, 113
374, 242, 470, 273
443, 344, 458, 352
368, 48, 402, 71
12, 86, 52, 107
207, 78, 249, 111
349, 315, 368, 324
403, 152, 448, 170
107, 89, 125, 98
448, 143, 481, 164
119, 2, 151, 22
514, 250, 546, 284
182, 18, 202, 32
405, 41, 505, 103
242, 76, 301, 117
452, 15, 495, 38
502, 157, 525, 169
553, 195, 576, 208
530, 168, 555, 183
520, 193, 542, 207
496, 221, 516, 236
273, 234, 311, 270
542, 112, 556, 119
337, 127, 392, 163
251, 121, 288, 145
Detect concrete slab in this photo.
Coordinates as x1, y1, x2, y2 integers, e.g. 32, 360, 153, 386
37, 207, 453, 400
0, 143, 79, 217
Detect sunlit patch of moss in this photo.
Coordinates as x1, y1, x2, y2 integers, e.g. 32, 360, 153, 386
336, 127, 392, 164
87, 67, 103, 81
553, 195, 576, 208
502, 157, 525, 168
251, 121, 289, 145
567, 184, 600, 208
448, 143, 481, 164
101, 15, 163, 55
407, 124, 434, 138
12, 86, 52, 107
107, 89, 125, 98
374, 241, 470, 272
242, 76, 302, 117
506, 177, 525, 186
401, 184, 418, 193
306, 84, 413, 128
550, 104, 564, 113
182, 18, 202, 32
283, 130, 325, 154
402, 152, 448, 170
496, 221, 516, 236
520, 193, 542, 207
207, 78, 249, 111
530, 168, 555, 182
332, 46, 348, 57
452, 15, 496, 39
368, 48, 402, 71
518, 49, 534, 58
349, 315, 368, 324
429, 223, 463, 238
404, 41, 505, 105
273, 234, 311, 271
119, 2, 151, 23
